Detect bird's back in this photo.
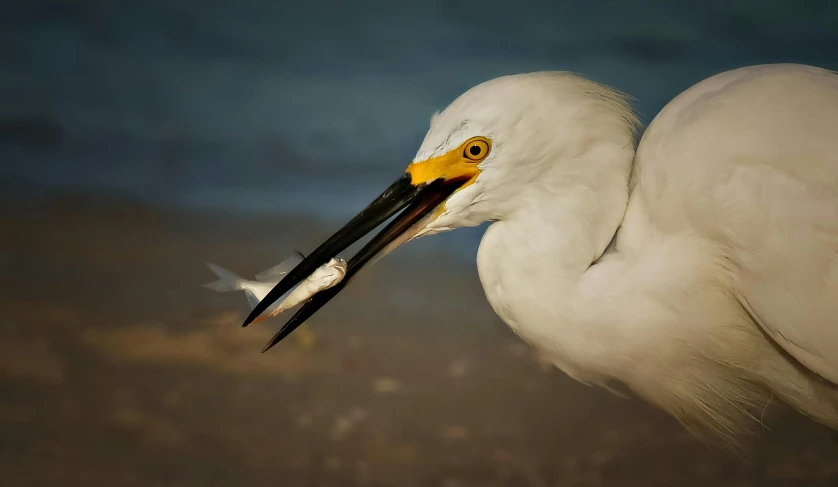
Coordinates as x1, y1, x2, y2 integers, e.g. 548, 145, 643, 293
630, 64, 838, 383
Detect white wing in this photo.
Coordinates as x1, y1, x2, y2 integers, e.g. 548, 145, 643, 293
636, 64, 838, 383
254, 250, 305, 282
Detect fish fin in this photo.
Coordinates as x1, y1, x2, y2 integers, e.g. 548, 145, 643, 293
202, 263, 244, 292
254, 250, 305, 281
244, 291, 261, 310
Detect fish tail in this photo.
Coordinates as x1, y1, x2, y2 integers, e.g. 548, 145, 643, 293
202, 263, 245, 292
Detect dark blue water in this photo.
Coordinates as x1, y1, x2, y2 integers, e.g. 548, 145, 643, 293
3, 0, 837, 223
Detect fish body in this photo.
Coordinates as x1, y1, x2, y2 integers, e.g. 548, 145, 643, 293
203, 252, 347, 318
270, 257, 347, 315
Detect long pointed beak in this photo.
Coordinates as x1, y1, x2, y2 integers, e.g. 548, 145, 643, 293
242, 172, 474, 352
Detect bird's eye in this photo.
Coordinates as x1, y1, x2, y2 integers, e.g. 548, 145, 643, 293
462, 137, 491, 162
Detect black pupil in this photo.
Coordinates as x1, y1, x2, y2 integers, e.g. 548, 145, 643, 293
469, 144, 481, 156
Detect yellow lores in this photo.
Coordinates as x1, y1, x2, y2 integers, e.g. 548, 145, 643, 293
406, 136, 491, 187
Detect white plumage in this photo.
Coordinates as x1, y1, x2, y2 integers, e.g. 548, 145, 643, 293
411, 63, 838, 448
247, 63, 838, 450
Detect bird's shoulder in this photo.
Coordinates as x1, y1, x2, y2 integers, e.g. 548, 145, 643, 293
630, 63, 838, 383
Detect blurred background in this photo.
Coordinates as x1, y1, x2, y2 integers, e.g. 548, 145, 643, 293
2, 0, 838, 485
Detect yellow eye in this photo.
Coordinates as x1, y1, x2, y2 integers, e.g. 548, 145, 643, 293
462, 137, 490, 162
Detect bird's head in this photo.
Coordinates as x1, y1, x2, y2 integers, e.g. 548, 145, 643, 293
245, 72, 638, 349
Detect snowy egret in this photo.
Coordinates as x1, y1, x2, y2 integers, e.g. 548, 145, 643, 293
243, 63, 838, 447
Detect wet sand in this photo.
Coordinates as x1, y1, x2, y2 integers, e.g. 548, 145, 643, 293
1, 190, 836, 486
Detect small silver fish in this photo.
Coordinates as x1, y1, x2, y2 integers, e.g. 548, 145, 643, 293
203, 251, 347, 319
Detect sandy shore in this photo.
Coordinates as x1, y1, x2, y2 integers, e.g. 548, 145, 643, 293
1, 189, 836, 486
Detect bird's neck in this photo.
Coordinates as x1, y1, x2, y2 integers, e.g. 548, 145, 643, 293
476, 181, 634, 383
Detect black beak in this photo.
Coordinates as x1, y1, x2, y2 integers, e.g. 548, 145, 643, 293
242, 172, 471, 352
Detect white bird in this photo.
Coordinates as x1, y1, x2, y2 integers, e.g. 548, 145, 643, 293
243, 63, 838, 449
